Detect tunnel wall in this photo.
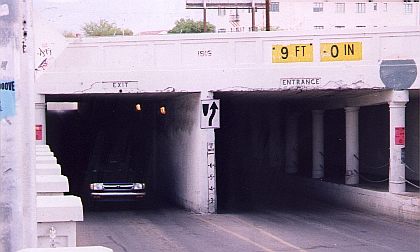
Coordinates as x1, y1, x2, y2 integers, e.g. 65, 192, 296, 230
406, 97, 419, 182
156, 93, 209, 213
215, 97, 286, 210
359, 101, 419, 182
359, 105, 390, 180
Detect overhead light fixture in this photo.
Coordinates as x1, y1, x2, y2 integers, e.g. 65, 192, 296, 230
135, 104, 142, 111
160, 106, 166, 115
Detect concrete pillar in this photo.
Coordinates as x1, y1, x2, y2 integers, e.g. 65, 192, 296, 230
312, 110, 324, 179
285, 113, 299, 174
200, 91, 218, 214
388, 90, 409, 193
35, 95, 47, 145
345, 107, 360, 185
0, 1, 37, 250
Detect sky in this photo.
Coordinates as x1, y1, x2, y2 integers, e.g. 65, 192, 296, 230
33, 0, 202, 34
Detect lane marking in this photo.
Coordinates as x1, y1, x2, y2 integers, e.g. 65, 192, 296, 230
265, 210, 396, 252
231, 215, 307, 252
195, 216, 275, 252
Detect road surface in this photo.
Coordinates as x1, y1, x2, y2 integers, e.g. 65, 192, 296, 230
77, 200, 420, 252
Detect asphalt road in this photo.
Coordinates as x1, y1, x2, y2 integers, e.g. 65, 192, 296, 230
77, 200, 420, 252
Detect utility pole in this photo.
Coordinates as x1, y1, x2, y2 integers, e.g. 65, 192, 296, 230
265, 0, 270, 31
0, 0, 37, 251
251, 1, 256, 31
203, 1, 207, 32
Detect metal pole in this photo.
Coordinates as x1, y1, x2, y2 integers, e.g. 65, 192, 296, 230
203, 8, 207, 32
265, 0, 270, 31
0, 0, 37, 250
251, 7, 256, 31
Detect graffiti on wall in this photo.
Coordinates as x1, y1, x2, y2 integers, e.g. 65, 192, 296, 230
36, 44, 53, 71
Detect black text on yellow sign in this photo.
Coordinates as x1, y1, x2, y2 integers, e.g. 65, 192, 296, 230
272, 44, 313, 63
320, 42, 362, 62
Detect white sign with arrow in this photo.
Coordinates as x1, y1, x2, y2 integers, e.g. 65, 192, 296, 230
201, 99, 220, 129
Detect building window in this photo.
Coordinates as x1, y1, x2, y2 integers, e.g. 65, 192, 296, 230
314, 26, 324, 30
383, 3, 388, 12
313, 2, 323, 12
373, 3, 378, 11
356, 25, 366, 28
218, 8, 226, 16
270, 2, 279, 12
404, 3, 413, 14
335, 25, 345, 29
336, 3, 345, 13
356, 3, 366, 13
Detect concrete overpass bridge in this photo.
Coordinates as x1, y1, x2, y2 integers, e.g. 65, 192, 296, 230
36, 27, 420, 216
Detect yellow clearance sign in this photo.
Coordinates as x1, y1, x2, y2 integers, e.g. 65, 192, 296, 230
320, 42, 362, 62
272, 44, 313, 63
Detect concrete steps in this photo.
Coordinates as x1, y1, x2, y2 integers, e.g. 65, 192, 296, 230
33, 144, 112, 250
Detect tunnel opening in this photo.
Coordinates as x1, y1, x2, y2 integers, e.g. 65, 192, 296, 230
214, 89, 420, 213
45, 92, 202, 211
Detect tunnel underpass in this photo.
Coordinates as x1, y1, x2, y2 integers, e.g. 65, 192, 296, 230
43, 89, 419, 214
45, 92, 206, 211
214, 89, 419, 213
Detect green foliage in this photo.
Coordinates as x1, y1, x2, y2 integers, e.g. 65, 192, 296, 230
168, 18, 215, 33
82, 19, 134, 37
63, 31, 77, 38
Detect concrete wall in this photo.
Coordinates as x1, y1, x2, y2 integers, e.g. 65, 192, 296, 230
36, 28, 420, 94
156, 93, 209, 212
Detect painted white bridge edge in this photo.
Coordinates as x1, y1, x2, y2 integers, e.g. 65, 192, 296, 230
36, 27, 420, 95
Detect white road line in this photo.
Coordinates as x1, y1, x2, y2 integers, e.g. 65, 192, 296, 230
195, 216, 276, 252
231, 215, 307, 252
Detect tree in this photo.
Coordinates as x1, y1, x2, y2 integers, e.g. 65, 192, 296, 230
82, 19, 134, 37
168, 18, 215, 33
63, 31, 78, 38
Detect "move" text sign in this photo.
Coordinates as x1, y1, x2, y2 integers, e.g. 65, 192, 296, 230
320, 42, 362, 62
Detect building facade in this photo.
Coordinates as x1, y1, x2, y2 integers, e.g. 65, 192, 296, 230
195, 1, 420, 32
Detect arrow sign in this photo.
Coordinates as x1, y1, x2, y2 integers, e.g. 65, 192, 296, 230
208, 102, 218, 126
201, 99, 220, 129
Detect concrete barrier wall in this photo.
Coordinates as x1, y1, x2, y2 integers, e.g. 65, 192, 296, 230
280, 175, 420, 223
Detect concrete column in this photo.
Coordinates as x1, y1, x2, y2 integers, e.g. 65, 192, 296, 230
312, 110, 324, 179
388, 90, 409, 193
1, 1, 37, 250
35, 95, 47, 145
285, 113, 299, 174
345, 107, 360, 185
200, 91, 217, 214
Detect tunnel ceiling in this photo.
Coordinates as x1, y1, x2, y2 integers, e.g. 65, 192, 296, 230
214, 89, 386, 102
46, 92, 197, 102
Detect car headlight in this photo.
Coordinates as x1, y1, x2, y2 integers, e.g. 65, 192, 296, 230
90, 183, 104, 191
133, 183, 145, 190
